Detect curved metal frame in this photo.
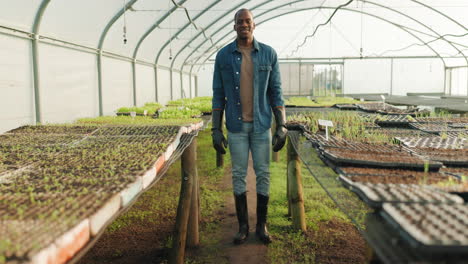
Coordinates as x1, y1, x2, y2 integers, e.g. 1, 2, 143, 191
131, 0, 188, 103
97, 0, 139, 115
31, 0, 52, 124
154, 0, 222, 100
182, 1, 467, 94
188, 1, 461, 71
192, 6, 446, 90
171, 0, 267, 97
24, 0, 468, 116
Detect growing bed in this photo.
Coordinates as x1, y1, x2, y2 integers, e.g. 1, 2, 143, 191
0, 121, 203, 264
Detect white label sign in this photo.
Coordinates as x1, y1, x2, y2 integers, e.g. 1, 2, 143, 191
318, 119, 334, 127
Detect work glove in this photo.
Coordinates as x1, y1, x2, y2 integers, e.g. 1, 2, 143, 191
211, 110, 228, 154
272, 107, 288, 152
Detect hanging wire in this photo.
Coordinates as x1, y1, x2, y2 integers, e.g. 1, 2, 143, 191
170, 0, 215, 47
279, 0, 327, 57
290, 0, 355, 57
122, 0, 127, 44
372, 31, 468, 57
168, 0, 173, 60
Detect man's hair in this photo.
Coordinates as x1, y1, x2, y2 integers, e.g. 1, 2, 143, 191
234, 8, 253, 22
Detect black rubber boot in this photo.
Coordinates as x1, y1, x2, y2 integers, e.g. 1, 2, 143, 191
256, 193, 272, 244
233, 192, 249, 244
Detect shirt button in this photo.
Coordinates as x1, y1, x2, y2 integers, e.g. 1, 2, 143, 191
236, 72, 239, 74
236, 86, 239, 89
237, 102, 240, 105
238, 58, 240, 60
238, 117, 241, 120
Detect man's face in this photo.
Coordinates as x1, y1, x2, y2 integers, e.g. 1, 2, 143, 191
234, 10, 255, 40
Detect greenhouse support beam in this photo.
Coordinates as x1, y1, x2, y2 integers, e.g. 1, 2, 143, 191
176, 0, 253, 88
194, 75, 198, 97
133, 0, 187, 105
31, 0, 52, 124
132, 59, 137, 106
183, 0, 262, 83
156, 0, 221, 99
97, 0, 138, 116
195, 6, 446, 75
390, 58, 393, 95
179, 72, 184, 98
154, 66, 159, 102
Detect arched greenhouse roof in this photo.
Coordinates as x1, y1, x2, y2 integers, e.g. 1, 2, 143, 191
1, 0, 467, 132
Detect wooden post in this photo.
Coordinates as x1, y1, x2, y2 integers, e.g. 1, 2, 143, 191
287, 136, 306, 231
272, 122, 280, 162
187, 138, 199, 247
169, 139, 196, 264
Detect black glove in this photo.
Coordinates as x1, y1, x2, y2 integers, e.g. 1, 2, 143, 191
272, 107, 287, 152
211, 110, 228, 154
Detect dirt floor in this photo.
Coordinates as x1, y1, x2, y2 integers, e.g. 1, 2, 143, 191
77, 156, 368, 264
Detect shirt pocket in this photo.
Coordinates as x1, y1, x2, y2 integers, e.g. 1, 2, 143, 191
259, 65, 272, 71
220, 64, 233, 82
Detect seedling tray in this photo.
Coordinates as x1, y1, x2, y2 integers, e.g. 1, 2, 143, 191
356, 102, 403, 113
412, 148, 468, 166
337, 167, 454, 185
364, 213, 468, 263
333, 104, 358, 110
381, 203, 468, 254
7, 125, 99, 135
396, 136, 466, 149
346, 183, 463, 209
413, 117, 468, 123
440, 167, 468, 179
314, 136, 404, 152
409, 122, 467, 134
367, 128, 433, 138
323, 147, 442, 170
374, 115, 413, 128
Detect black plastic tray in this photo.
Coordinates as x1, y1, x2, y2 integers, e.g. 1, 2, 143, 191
381, 203, 468, 254
364, 213, 468, 263
323, 149, 443, 170
346, 183, 463, 209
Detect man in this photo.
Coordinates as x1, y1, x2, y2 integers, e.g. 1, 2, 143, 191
211, 8, 287, 245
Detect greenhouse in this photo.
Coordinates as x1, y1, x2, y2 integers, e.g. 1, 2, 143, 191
1, 1, 467, 264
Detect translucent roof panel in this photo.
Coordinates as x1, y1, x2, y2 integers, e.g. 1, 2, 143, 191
0, 0, 42, 31
40, 0, 123, 48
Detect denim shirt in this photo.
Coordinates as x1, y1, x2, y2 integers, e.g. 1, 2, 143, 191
212, 38, 284, 133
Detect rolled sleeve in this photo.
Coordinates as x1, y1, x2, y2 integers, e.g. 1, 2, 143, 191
267, 50, 284, 109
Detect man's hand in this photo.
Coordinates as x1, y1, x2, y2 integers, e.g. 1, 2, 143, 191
211, 109, 228, 154
212, 129, 228, 154
272, 107, 287, 152
272, 125, 287, 152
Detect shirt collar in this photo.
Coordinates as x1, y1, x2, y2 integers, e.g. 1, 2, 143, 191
230, 38, 260, 53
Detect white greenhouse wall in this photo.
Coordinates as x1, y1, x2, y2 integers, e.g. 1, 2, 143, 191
39, 44, 98, 124
451, 68, 468, 96
135, 64, 156, 105
157, 68, 171, 105
343, 60, 391, 95
182, 74, 190, 98
172, 71, 181, 100
391, 59, 444, 96
0, 35, 34, 134
102, 57, 133, 115
197, 65, 214, 97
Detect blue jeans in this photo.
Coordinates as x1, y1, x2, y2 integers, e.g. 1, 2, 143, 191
228, 122, 271, 196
